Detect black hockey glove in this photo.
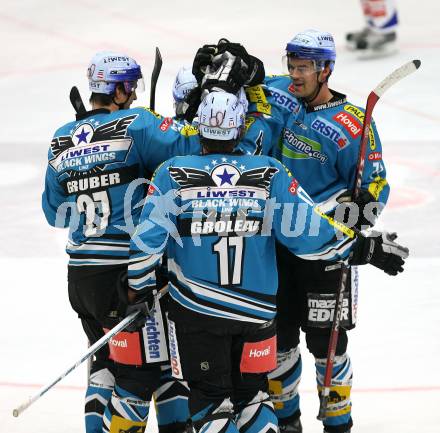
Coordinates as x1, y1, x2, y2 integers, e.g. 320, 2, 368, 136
350, 231, 409, 276
195, 39, 265, 94
216, 38, 265, 87
182, 85, 203, 123
334, 189, 382, 230
192, 44, 218, 84
117, 272, 155, 332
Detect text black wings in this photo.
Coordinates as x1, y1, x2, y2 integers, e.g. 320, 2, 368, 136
168, 167, 216, 189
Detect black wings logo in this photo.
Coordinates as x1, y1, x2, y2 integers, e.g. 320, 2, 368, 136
168, 165, 278, 192
50, 114, 138, 157
235, 167, 279, 191
168, 167, 216, 189
91, 114, 138, 142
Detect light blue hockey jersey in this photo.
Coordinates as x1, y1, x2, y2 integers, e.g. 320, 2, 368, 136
128, 154, 355, 323
244, 76, 390, 207
42, 107, 201, 266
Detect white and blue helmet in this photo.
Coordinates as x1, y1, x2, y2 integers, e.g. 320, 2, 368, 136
197, 91, 245, 141
173, 66, 197, 102
286, 29, 336, 72
173, 66, 198, 117
87, 51, 144, 95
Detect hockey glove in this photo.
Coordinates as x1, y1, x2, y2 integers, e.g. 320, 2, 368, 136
350, 231, 409, 275
333, 189, 382, 230
182, 85, 202, 123
192, 44, 218, 84
117, 272, 155, 332
200, 50, 247, 94
216, 38, 265, 87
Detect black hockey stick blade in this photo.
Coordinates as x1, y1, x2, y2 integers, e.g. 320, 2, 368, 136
69, 86, 86, 115
149, 47, 163, 111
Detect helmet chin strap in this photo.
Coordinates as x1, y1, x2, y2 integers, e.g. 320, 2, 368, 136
302, 72, 324, 105
112, 92, 131, 110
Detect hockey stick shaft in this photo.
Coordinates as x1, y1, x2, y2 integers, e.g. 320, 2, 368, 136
13, 286, 169, 417
69, 86, 86, 115
150, 47, 163, 111
317, 59, 421, 420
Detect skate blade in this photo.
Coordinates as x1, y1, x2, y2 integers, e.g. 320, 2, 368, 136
345, 41, 358, 51
356, 42, 399, 60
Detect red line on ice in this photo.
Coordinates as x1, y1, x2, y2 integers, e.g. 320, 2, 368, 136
1, 381, 439, 393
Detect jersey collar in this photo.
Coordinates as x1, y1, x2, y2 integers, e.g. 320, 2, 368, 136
75, 108, 111, 121
304, 90, 347, 113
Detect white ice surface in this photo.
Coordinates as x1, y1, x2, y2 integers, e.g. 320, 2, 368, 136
0, 1, 439, 432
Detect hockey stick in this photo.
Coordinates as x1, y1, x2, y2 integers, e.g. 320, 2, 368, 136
13, 286, 169, 417
150, 47, 163, 111
317, 59, 421, 421
69, 86, 86, 115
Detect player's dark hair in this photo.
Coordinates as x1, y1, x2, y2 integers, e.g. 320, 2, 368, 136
200, 136, 238, 154
89, 83, 127, 106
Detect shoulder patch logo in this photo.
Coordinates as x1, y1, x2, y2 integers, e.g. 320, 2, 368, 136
169, 163, 278, 192
344, 104, 376, 150
159, 117, 173, 132
49, 114, 138, 173
333, 111, 362, 138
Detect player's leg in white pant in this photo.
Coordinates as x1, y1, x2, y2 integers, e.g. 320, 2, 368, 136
268, 347, 302, 432
316, 354, 353, 433
347, 0, 398, 53
85, 365, 115, 433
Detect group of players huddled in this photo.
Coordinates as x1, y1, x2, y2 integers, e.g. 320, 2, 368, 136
43, 22, 407, 433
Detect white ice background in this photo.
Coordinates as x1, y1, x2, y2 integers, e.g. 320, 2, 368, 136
0, 1, 439, 432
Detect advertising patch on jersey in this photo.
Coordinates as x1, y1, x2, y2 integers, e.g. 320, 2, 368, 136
246, 85, 271, 115
49, 114, 138, 173
104, 328, 143, 366
147, 183, 156, 195
240, 335, 277, 373
344, 104, 376, 150
245, 116, 255, 131
310, 116, 349, 150
351, 266, 359, 325
169, 161, 278, 211
333, 111, 362, 138
167, 316, 183, 379
282, 129, 328, 163
159, 117, 173, 132
368, 176, 388, 200
177, 123, 199, 136
142, 297, 168, 363
306, 292, 353, 328
288, 178, 299, 195
268, 86, 299, 113
368, 151, 382, 161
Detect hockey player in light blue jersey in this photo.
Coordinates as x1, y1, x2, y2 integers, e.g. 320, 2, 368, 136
42, 51, 202, 433
191, 32, 393, 433
125, 91, 407, 433
264, 31, 390, 433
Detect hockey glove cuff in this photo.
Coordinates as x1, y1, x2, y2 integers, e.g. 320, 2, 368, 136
117, 272, 155, 332
350, 231, 409, 276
